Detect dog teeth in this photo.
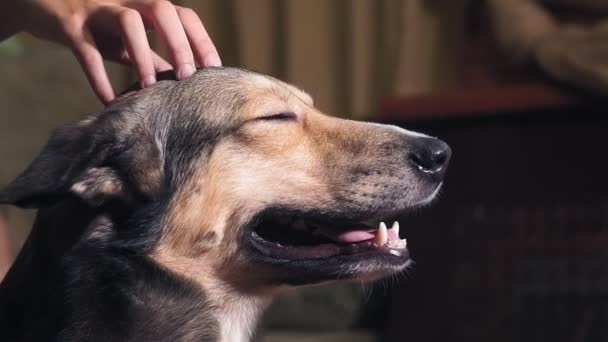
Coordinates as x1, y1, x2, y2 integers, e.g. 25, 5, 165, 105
387, 238, 407, 249
375, 222, 388, 246
391, 221, 400, 236
379, 222, 387, 231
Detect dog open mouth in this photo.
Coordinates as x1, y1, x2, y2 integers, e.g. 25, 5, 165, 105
249, 211, 408, 261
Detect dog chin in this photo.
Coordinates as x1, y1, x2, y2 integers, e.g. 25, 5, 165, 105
245, 249, 412, 286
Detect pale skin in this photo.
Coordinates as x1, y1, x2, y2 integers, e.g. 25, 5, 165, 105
0, 0, 221, 104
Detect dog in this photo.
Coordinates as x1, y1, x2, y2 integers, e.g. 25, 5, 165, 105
0, 67, 450, 341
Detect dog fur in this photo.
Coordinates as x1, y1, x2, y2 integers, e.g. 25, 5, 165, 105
0, 68, 450, 341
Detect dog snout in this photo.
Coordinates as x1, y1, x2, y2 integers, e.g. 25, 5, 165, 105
408, 137, 451, 181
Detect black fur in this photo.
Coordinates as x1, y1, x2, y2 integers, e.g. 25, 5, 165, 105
0, 68, 247, 341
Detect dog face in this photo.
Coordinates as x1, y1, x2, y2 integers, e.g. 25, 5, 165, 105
0, 68, 450, 290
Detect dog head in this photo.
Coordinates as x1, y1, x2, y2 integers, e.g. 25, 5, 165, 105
0, 68, 450, 290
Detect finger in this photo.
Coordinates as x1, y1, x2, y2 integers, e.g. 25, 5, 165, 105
115, 8, 157, 88
99, 46, 171, 74
142, 0, 196, 80
152, 51, 173, 72
69, 26, 115, 104
175, 6, 221, 67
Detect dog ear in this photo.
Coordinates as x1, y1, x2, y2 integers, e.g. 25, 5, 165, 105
69, 167, 128, 207
0, 113, 162, 208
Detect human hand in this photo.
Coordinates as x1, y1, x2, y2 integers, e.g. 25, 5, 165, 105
16, 0, 221, 104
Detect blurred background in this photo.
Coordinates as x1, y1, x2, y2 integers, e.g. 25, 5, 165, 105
2, 0, 608, 341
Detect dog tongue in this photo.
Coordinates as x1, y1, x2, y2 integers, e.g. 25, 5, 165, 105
316, 226, 399, 244
332, 230, 376, 243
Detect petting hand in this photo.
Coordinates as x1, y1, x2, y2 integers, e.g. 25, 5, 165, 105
11, 0, 221, 104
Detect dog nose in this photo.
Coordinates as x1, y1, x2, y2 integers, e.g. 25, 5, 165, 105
408, 137, 451, 181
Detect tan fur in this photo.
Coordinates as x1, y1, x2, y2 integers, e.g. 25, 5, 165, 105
147, 70, 437, 341
154, 74, 401, 278
150, 77, 357, 340
158, 82, 327, 260
154, 236, 273, 341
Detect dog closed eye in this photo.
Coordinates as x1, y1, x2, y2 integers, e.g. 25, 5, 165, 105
255, 112, 297, 122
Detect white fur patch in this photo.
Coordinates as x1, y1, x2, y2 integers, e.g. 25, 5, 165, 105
217, 294, 270, 342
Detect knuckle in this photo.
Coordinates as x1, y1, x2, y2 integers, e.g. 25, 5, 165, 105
118, 8, 142, 27
149, 0, 174, 15
172, 47, 194, 64
193, 38, 215, 55
177, 7, 198, 20
60, 16, 83, 38
78, 51, 100, 69
80, 49, 100, 64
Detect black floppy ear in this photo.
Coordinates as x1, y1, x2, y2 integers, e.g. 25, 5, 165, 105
0, 115, 120, 208
1, 104, 164, 209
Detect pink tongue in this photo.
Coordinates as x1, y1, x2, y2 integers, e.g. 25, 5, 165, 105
318, 226, 376, 243
332, 230, 376, 243
317, 226, 400, 244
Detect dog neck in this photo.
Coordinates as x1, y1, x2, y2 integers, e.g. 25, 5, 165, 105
1, 199, 271, 341
0, 199, 111, 339
215, 290, 270, 341
152, 248, 273, 342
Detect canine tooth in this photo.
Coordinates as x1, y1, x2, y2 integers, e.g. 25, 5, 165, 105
375, 222, 388, 245
391, 221, 400, 236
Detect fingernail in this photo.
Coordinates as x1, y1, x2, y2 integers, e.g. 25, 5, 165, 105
141, 75, 156, 88
205, 53, 222, 67
177, 63, 196, 80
